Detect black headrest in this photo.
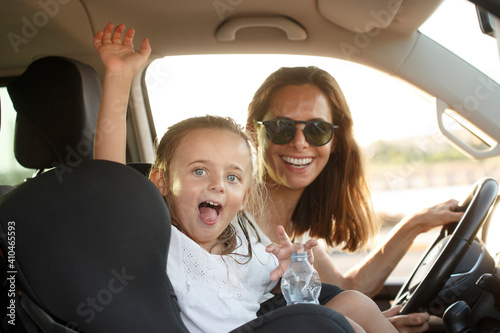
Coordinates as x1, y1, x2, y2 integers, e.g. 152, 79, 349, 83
0, 159, 188, 332
7, 56, 101, 170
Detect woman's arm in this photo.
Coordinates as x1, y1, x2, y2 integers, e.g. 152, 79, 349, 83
312, 199, 463, 333
311, 219, 419, 295
313, 199, 463, 296
93, 23, 151, 163
345, 199, 463, 296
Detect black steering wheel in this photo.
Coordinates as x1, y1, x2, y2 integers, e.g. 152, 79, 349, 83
393, 177, 498, 315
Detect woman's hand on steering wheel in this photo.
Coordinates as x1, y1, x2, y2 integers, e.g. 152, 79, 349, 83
383, 306, 430, 333
405, 199, 464, 233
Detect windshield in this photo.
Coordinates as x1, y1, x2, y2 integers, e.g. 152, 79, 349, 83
419, 0, 500, 84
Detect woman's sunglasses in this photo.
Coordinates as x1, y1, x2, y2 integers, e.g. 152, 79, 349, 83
256, 118, 338, 146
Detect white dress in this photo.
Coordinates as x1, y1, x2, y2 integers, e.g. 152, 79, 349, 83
167, 221, 279, 333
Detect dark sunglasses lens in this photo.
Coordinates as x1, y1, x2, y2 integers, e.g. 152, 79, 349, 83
266, 119, 296, 144
305, 122, 334, 146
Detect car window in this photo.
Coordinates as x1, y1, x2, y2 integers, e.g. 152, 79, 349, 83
0, 87, 32, 186
419, 0, 500, 84
145, 54, 500, 280
146, 54, 440, 145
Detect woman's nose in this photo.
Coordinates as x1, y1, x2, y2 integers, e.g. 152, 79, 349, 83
290, 123, 308, 149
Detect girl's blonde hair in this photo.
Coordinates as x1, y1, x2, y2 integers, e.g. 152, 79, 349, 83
247, 66, 378, 252
151, 115, 264, 256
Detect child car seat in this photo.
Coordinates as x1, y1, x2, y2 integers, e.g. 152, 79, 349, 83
0, 159, 188, 332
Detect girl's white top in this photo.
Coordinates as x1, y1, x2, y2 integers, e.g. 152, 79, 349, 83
167, 220, 278, 333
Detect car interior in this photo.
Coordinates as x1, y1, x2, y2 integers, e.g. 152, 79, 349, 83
1, 0, 500, 332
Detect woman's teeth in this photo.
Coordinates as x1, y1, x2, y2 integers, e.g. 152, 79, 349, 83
281, 156, 312, 168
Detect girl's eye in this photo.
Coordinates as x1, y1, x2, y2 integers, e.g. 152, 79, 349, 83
227, 174, 239, 182
194, 168, 206, 176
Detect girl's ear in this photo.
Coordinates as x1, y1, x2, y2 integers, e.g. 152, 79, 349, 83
150, 168, 168, 197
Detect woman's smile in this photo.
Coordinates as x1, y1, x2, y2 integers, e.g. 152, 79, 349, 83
281, 155, 314, 169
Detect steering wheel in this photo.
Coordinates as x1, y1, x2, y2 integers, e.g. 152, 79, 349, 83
393, 177, 498, 315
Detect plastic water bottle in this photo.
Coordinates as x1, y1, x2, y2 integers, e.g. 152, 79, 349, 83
281, 251, 322, 305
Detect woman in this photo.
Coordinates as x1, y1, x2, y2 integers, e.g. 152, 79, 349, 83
247, 66, 464, 332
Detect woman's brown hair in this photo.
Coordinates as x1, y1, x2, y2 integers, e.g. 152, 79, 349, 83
247, 66, 378, 252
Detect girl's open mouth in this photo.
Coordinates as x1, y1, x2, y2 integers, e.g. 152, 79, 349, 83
198, 201, 222, 225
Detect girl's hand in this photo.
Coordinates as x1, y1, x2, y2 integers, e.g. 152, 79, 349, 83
93, 23, 151, 76
266, 225, 317, 281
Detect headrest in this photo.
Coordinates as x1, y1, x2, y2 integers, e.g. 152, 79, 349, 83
7, 56, 101, 170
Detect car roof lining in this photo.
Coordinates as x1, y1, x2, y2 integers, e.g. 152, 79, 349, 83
0, 0, 439, 75
2, 0, 499, 159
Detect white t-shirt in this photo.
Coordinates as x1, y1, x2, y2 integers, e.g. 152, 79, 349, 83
167, 220, 279, 333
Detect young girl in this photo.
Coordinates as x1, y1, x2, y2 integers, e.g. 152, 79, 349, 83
93, 22, 397, 333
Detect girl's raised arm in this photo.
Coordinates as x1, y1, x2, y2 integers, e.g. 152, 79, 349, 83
93, 23, 151, 163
